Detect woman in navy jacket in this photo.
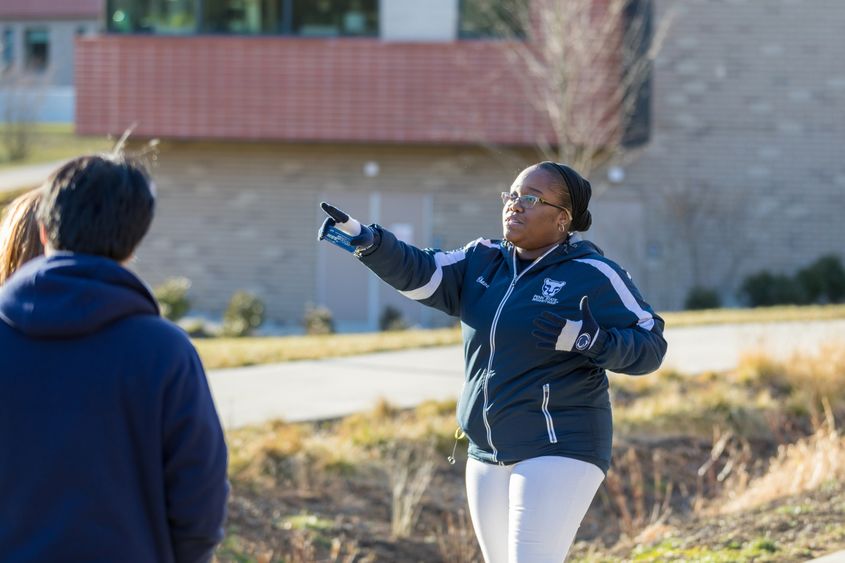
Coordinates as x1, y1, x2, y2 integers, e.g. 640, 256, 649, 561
319, 161, 667, 562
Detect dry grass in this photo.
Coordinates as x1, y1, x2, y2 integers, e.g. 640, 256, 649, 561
194, 328, 462, 369
384, 440, 438, 538
661, 303, 845, 327
719, 402, 845, 515
604, 447, 674, 542
192, 304, 845, 370
219, 345, 845, 561
735, 343, 845, 419
611, 345, 845, 525
611, 369, 776, 441
227, 398, 458, 485
0, 123, 112, 171
612, 342, 845, 442
435, 508, 481, 563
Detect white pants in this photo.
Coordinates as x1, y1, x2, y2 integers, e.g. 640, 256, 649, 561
465, 456, 604, 563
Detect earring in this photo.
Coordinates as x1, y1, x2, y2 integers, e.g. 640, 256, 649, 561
559, 223, 567, 233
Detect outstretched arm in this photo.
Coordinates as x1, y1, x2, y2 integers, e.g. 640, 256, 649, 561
317, 202, 470, 317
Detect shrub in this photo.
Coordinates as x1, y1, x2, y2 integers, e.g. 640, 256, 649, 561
684, 286, 721, 310
303, 305, 335, 335
379, 305, 408, 331
739, 271, 806, 307
178, 318, 212, 338
222, 291, 265, 337
154, 277, 191, 321
795, 254, 845, 304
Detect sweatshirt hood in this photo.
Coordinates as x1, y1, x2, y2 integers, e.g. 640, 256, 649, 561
499, 233, 605, 272
0, 253, 159, 338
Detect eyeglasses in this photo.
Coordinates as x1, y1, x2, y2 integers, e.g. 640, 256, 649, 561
501, 191, 568, 211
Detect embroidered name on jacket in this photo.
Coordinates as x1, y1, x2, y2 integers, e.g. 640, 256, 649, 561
476, 276, 490, 288
532, 278, 566, 304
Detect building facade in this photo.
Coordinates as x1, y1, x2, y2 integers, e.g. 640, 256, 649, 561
624, 0, 845, 309
74, 0, 845, 329
0, 0, 102, 122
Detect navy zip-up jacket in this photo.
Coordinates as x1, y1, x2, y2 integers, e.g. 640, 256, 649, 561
359, 227, 667, 473
0, 254, 228, 563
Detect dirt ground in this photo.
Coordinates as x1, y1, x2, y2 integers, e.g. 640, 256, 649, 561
215, 432, 844, 563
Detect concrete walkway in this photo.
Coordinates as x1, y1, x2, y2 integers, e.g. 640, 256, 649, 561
808, 551, 845, 562
0, 161, 64, 193
208, 346, 465, 429
207, 318, 845, 429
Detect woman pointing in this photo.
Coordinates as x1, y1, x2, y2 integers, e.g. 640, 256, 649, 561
319, 161, 667, 562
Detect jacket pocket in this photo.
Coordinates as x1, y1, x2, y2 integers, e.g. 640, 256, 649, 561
541, 383, 558, 444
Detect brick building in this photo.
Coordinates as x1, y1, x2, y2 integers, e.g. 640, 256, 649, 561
623, 0, 845, 309
74, 0, 845, 329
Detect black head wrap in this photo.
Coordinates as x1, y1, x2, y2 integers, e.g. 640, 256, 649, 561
542, 162, 592, 232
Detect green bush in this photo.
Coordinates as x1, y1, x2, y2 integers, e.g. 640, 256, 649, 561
222, 291, 265, 337
154, 277, 191, 321
178, 318, 212, 338
303, 305, 335, 335
795, 254, 845, 304
379, 305, 408, 331
740, 255, 845, 308
739, 271, 807, 307
684, 286, 721, 310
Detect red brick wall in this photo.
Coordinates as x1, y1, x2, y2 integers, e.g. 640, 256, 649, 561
76, 36, 561, 145
0, 0, 101, 19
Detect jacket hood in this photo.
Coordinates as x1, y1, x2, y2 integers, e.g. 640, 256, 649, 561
0, 253, 159, 338
499, 233, 605, 272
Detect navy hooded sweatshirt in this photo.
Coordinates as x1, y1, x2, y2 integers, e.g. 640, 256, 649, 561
358, 227, 667, 472
0, 254, 228, 563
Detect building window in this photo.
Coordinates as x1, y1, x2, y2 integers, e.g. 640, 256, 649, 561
458, 0, 527, 39
109, 0, 197, 34
292, 0, 377, 37
108, 0, 377, 36
109, 0, 134, 32
2, 28, 13, 72
203, 0, 281, 34
621, 0, 653, 147
24, 28, 49, 72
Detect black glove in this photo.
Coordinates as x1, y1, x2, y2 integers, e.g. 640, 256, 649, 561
317, 202, 375, 253
532, 296, 603, 354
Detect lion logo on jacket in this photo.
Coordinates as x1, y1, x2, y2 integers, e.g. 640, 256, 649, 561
533, 278, 566, 304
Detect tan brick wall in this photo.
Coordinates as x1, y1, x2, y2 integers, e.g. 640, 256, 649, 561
135, 142, 535, 326
612, 0, 845, 309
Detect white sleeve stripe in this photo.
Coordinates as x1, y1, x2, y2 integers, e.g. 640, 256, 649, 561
399, 250, 467, 301
574, 258, 655, 331
462, 237, 497, 251
555, 319, 582, 351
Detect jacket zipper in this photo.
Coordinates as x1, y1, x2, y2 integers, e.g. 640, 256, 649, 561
482, 244, 560, 461
542, 383, 558, 443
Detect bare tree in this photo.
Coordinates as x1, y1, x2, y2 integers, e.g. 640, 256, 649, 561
658, 180, 758, 305
472, 0, 674, 177
0, 67, 48, 162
